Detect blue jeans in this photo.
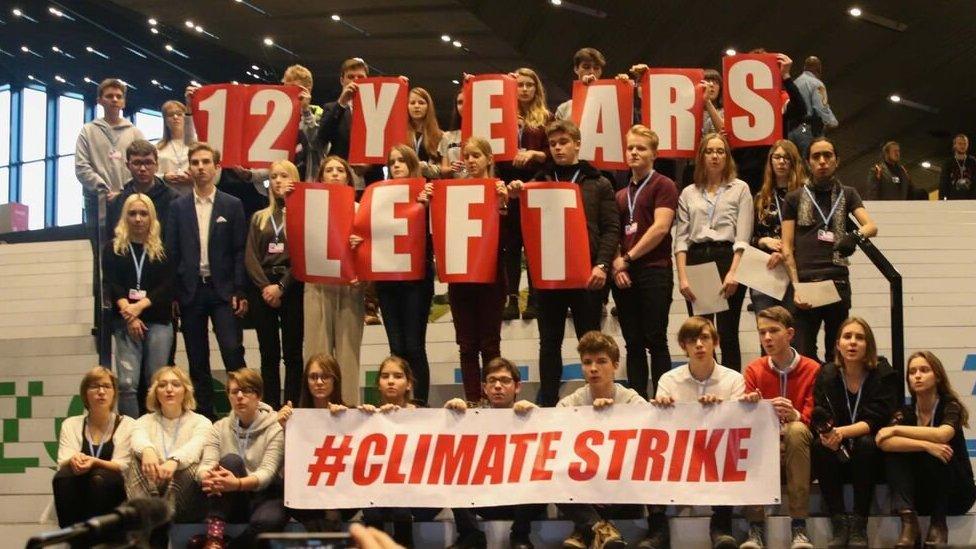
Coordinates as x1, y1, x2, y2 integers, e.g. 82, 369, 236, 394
114, 320, 174, 417
375, 277, 434, 404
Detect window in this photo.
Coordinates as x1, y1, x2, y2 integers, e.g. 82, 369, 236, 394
0, 168, 8, 205
56, 96, 86, 226
21, 161, 45, 230
134, 109, 164, 143
21, 87, 47, 163
0, 88, 9, 204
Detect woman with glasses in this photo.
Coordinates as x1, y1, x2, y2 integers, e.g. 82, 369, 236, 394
156, 98, 196, 194
195, 368, 287, 547
126, 367, 211, 525
53, 366, 135, 529
104, 193, 174, 417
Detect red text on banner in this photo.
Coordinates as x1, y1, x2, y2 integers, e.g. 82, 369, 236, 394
641, 69, 705, 158
352, 178, 428, 281
722, 54, 783, 148
430, 179, 500, 283
349, 77, 409, 164
520, 182, 591, 289
571, 80, 633, 170
191, 84, 302, 169
462, 75, 519, 162
286, 183, 356, 284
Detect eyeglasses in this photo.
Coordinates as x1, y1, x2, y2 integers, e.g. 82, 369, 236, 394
129, 159, 157, 168
484, 376, 515, 386
87, 383, 114, 392
228, 387, 257, 396
770, 154, 791, 162
308, 373, 334, 383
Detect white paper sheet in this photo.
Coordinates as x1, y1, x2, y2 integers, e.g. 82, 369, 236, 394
685, 262, 729, 315
733, 246, 791, 300
794, 280, 842, 308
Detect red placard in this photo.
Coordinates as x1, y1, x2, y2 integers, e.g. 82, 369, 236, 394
722, 54, 783, 148
191, 84, 302, 169
571, 80, 633, 170
641, 69, 704, 159
520, 182, 591, 290
429, 179, 500, 283
286, 183, 357, 284
349, 77, 409, 164
462, 74, 519, 162
352, 178, 428, 281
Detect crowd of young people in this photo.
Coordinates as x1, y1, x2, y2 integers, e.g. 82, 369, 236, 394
68, 47, 975, 548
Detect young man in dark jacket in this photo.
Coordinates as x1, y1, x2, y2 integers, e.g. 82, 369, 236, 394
107, 140, 180, 236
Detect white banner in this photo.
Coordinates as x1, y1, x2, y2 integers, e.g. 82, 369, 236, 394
284, 402, 781, 509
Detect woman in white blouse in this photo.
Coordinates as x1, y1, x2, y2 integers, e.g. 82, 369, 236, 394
126, 366, 211, 522
53, 366, 135, 527
674, 132, 754, 371
155, 99, 196, 194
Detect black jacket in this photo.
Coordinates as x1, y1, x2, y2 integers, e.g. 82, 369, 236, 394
813, 358, 901, 434
533, 160, 620, 267
313, 101, 383, 185
106, 177, 180, 238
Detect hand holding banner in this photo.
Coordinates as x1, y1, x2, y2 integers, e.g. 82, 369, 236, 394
520, 182, 591, 289
641, 69, 705, 158
191, 84, 302, 168
286, 183, 357, 284
723, 54, 783, 148
349, 77, 409, 164
352, 178, 428, 281
429, 179, 500, 283
571, 79, 633, 170
462, 75, 519, 161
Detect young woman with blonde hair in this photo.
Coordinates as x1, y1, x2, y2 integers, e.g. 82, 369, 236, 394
406, 87, 444, 178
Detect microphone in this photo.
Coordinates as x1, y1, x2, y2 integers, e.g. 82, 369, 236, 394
811, 406, 850, 463
27, 498, 171, 548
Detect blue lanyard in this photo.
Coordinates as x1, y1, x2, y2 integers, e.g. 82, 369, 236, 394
701, 185, 727, 227
413, 133, 424, 155
157, 414, 183, 460
269, 213, 285, 243
85, 413, 113, 459
517, 125, 524, 148
627, 171, 653, 223
129, 244, 147, 290
841, 371, 866, 423
916, 398, 939, 427
554, 169, 582, 184
773, 192, 784, 225
236, 419, 253, 458
803, 185, 843, 228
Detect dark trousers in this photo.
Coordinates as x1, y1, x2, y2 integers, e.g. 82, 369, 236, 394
448, 279, 506, 402
502, 201, 535, 304
362, 507, 439, 548
376, 277, 434, 405
886, 451, 976, 517
52, 466, 126, 528
536, 288, 603, 406
206, 454, 288, 549
250, 281, 305, 409
180, 282, 246, 418
453, 504, 545, 540
684, 243, 746, 370
812, 434, 881, 516
611, 265, 673, 398
794, 279, 851, 364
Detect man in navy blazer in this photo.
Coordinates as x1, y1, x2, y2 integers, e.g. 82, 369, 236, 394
166, 142, 248, 418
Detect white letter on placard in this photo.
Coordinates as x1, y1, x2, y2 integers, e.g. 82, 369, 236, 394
728, 60, 775, 142
248, 89, 292, 163
649, 74, 696, 151
370, 185, 410, 273
578, 85, 624, 163
304, 189, 340, 277
444, 186, 484, 275
527, 188, 575, 280
471, 79, 505, 155
359, 83, 400, 158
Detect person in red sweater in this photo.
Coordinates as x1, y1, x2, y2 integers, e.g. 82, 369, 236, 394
740, 305, 820, 549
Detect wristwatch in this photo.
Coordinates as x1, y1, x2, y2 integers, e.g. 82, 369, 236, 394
596, 263, 609, 273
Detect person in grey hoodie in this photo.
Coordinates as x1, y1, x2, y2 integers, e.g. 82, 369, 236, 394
196, 368, 286, 548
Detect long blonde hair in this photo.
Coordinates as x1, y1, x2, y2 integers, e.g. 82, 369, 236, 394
255, 159, 299, 231
515, 68, 550, 129
113, 194, 165, 261
406, 87, 443, 159
693, 132, 737, 188
756, 139, 805, 218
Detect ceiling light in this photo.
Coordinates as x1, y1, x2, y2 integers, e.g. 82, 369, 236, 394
452, 79, 460, 85
551, 0, 562, 5
263, 37, 274, 46
54, 75, 66, 83
84, 76, 94, 84
331, 14, 340, 21
164, 44, 173, 51
725, 48, 737, 56
185, 20, 193, 28
51, 45, 59, 52
20, 45, 42, 58
452, 40, 462, 47
921, 161, 932, 169
151, 79, 160, 85
164, 44, 189, 58
147, 17, 157, 26
889, 94, 901, 103
190, 80, 201, 87
195, 26, 203, 32
441, 34, 451, 42
85, 45, 110, 59
20, 45, 27, 52
150, 27, 158, 34
848, 7, 862, 17
251, 64, 260, 71
48, 6, 74, 19
12, 8, 22, 16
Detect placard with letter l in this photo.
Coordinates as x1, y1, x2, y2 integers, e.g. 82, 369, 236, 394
286, 183, 357, 284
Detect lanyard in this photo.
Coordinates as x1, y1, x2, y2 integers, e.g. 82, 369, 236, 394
413, 133, 424, 155
236, 418, 254, 458
701, 185, 727, 227
841, 371, 865, 423
517, 126, 524, 148
85, 413, 114, 459
157, 414, 183, 460
269, 213, 285, 243
627, 171, 654, 223
916, 398, 939, 427
554, 168, 582, 184
773, 191, 784, 225
803, 185, 843, 228
129, 244, 148, 290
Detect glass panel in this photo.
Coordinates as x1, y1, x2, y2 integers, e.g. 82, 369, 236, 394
21, 88, 48, 162
96, 103, 104, 120
57, 155, 83, 226
0, 90, 9, 166
0, 167, 8, 204
135, 110, 164, 143
58, 95, 85, 156
20, 161, 46, 229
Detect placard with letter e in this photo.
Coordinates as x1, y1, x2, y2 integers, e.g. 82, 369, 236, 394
520, 182, 591, 289
352, 178, 428, 281
285, 183, 357, 284
349, 77, 409, 164
191, 83, 302, 168
429, 179, 500, 283
462, 74, 519, 161
722, 54, 783, 148
571, 79, 633, 170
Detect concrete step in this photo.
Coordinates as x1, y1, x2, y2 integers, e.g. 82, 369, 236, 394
0, 336, 95, 358
0, 260, 91, 277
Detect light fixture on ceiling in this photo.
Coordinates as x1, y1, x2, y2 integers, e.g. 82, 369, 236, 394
887, 94, 939, 113
83, 76, 95, 85
231, 80, 239, 85
889, 94, 901, 103
725, 48, 737, 56
262, 37, 298, 56
921, 161, 932, 169
27, 74, 47, 85
20, 45, 43, 58
263, 37, 274, 46
452, 40, 462, 48
848, 7, 862, 17
12, 8, 39, 22
441, 34, 451, 42
150, 27, 159, 34
147, 17, 157, 26
125, 46, 147, 59
85, 45, 110, 59
52, 45, 76, 59
117, 78, 136, 90
551, 0, 562, 5
231, 0, 268, 16
184, 20, 194, 28
847, 6, 907, 31
0, 48, 14, 58
547, 0, 605, 18
164, 44, 189, 59
331, 14, 340, 21
251, 64, 260, 71
329, 14, 369, 36
54, 75, 75, 86
190, 80, 201, 87
48, 6, 75, 20
452, 79, 460, 85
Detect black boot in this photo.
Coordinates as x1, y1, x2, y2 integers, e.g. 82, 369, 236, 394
502, 294, 520, 321
895, 510, 919, 548
924, 514, 948, 547
827, 514, 849, 548
847, 514, 868, 548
